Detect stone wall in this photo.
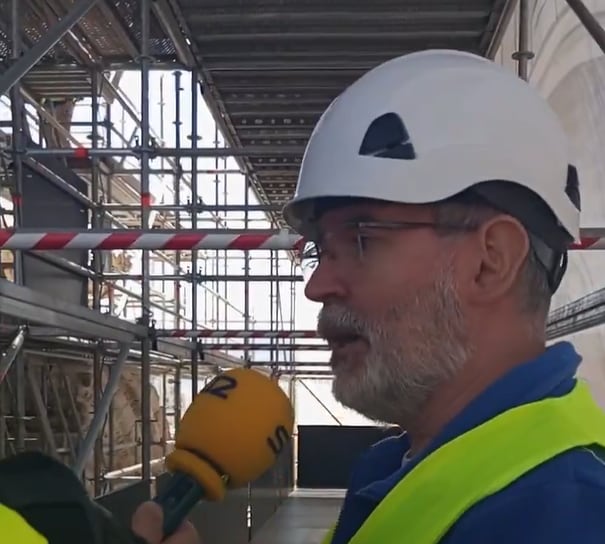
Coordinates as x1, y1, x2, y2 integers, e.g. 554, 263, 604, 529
493, 0, 605, 404
20, 355, 173, 494
72, 365, 171, 486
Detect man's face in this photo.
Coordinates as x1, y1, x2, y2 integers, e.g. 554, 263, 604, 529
304, 201, 472, 425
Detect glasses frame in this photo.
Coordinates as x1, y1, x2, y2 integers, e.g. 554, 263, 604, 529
300, 220, 477, 275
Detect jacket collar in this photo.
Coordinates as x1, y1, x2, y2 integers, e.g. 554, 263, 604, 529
352, 341, 582, 501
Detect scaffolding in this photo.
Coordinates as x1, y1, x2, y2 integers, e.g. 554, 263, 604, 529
0, 0, 303, 497
1, 0, 605, 507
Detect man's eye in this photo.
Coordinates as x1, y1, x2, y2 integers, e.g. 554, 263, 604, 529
301, 242, 320, 260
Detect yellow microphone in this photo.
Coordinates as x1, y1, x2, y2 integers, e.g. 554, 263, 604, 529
154, 367, 295, 536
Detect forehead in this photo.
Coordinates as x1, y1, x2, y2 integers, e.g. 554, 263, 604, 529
313, 199, 434, 230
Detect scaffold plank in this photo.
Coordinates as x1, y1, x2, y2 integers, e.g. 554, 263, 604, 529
171, 0, 517, 219
0, 0, 102, 96
0, 279, 145, 342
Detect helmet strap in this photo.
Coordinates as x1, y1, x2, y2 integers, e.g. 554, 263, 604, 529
529, 233, 567, 294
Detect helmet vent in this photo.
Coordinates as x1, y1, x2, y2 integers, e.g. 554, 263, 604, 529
358, 112, 416, 160
565, 165, 581, 212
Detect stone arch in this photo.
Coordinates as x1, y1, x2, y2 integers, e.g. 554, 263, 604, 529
545, 55, 605, 405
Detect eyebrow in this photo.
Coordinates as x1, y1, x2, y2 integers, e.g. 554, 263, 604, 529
343, 213, 381, 223
310, 212, 385, 240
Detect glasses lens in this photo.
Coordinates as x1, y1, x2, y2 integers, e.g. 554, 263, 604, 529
300, 241, 319, 280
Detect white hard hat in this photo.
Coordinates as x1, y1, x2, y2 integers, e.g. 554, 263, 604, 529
283, 49, 580, 250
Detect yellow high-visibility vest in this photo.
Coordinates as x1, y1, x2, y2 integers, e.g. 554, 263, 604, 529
323, 380, 605, 544
0, 503, 47, 544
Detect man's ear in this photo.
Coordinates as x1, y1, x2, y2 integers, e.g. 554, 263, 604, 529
464, 215, 530, 305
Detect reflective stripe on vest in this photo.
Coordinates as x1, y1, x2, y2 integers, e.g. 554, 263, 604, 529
322, 380, 605, 544
0, 503, 47, 544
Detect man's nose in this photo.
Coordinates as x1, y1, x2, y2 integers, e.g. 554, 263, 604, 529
304, 260, 348, 303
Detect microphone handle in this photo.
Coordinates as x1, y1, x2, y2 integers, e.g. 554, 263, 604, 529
153, 472, 205, 537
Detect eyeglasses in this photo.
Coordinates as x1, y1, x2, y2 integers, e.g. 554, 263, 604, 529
300, 220, 476, 277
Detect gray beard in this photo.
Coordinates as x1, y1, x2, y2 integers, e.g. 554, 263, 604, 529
318, 268, 472, 426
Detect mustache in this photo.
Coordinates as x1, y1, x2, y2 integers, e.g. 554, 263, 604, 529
317, 305, 370, 339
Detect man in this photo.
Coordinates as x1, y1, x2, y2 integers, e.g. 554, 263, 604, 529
282, 49, 605, 543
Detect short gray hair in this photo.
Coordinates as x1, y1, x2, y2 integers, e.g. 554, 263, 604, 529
435, 199, 552, 319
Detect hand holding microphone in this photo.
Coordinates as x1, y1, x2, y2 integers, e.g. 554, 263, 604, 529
153, 368, 295, 538
0, 368, 290, 544
132, 501, 199, 544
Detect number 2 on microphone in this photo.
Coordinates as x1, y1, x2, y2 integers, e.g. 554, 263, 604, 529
203, 375, 238, 399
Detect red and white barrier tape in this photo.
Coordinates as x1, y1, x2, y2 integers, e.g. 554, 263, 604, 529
157, 330, 319, 338
0, 230, 304, 250
1, 229, 603, 251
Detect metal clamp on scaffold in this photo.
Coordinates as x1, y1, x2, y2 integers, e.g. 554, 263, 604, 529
149, 319, 158, 351
132, 134, 160, 160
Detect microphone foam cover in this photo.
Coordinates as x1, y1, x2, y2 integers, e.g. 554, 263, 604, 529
166, 368, 294, 492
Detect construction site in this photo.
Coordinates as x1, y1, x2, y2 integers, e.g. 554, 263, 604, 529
2, 0, 605, 543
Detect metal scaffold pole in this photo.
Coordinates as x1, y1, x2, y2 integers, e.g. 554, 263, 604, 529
23, 146, 305, 158
565, 0, 605, 55
0, 326, 27, 384
101, 273, 302, 282
243, 177, 251, 364
91, 65, 104, 494
9, 0, 26, 453
173, 69, 184, 360
102, 203, 282, 213
140, 0, 153, 489
513, 0, 534, 81
190, 69, 200, 398
74, 343, 133, 476
197, 343, 329, 351
157, 329, 319, 338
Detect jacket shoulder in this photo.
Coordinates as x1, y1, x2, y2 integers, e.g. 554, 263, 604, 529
441, 447, 605, 544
